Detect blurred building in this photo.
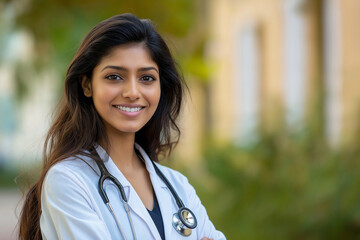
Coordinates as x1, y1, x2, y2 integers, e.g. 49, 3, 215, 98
1, 0, 360, 167
199, 0, 360, 148
0, 3, 56, 168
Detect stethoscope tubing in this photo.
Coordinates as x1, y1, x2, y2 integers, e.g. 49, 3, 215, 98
94, 156, 137, 240
149, 160, 185, 209
97, 162, 128, 203
91, 146, 197, 238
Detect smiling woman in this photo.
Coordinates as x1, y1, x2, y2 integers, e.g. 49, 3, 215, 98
18, 13, 226, 240
82, 43, 161, 135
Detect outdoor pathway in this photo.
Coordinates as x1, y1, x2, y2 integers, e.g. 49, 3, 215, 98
0, 189, 22, 240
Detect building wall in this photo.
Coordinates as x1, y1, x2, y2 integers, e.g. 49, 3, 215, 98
204, 0, 360, 147
340, 0, 360, 145
207, 0, 285, 144
0, 29, 57, 168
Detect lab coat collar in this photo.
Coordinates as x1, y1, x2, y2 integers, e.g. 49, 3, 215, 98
134, 143, 167, 189
94, 144, 132, 190
94, 143, 167, 189
94, 143, 110, 161
135, 143, 174, 238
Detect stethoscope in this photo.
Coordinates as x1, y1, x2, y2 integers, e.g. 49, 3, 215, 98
91, 147, 197, 239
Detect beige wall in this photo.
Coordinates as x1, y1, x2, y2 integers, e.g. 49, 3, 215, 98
208, 0, 284, 143
176, 0, 360, 159
205, 0, 360, 147
174, 80, 206, 165
340, 0, 360, 145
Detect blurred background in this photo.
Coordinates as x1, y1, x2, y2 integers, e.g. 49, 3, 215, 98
1, 0, 360, 239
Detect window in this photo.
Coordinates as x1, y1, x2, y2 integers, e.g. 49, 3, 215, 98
283, 0, 307, 128
233, 22, 261, 144
323, 0, 342, 146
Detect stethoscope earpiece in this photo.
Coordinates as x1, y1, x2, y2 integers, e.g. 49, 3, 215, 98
172, 207, 197, 236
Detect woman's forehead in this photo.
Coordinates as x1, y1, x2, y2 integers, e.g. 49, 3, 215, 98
96, 43, 158, 70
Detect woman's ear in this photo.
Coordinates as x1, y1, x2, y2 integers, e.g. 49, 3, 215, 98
81, 76, 92, 97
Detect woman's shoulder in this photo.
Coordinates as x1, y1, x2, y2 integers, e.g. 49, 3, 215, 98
41, 153, 101, 222
135, 143, 191, 185
44, 153, 98, 185
153, 162, 191, 186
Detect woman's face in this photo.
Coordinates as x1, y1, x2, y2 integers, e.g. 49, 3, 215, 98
82, 43, 161, 136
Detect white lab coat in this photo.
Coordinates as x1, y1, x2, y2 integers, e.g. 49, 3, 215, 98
40, 143, 226, 240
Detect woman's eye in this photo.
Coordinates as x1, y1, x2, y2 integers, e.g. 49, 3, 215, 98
141, 75, 156, 82
105, 74, 121, 80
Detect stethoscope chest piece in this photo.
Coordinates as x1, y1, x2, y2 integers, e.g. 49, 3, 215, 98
172, 207, 197, 236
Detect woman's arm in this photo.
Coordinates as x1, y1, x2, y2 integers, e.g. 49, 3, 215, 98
186, 179, 226, 240
161, 165, 226, 240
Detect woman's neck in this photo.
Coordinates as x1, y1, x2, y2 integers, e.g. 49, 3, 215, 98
100, 130, 142, 172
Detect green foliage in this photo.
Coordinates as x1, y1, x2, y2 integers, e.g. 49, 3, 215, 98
186, 130, 360, 239
181, 55, 213, 82
0, 168, 19, 188
11, 0, 200, 98
0, 162, 42, 190
15, 0, 196, 65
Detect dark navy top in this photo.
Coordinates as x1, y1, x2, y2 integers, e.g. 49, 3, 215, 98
147, 191, 165, 240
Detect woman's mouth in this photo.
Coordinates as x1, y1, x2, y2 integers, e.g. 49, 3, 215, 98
115, 105, 143, 112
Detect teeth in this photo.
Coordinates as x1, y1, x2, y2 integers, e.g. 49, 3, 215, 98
116, 106, 142, 112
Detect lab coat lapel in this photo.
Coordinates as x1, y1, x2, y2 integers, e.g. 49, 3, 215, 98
105, 172, 161, 240
151, 173, 174, 239
136, 144, 174, 239
97, 145, 161, 240
126, 187, 162, 240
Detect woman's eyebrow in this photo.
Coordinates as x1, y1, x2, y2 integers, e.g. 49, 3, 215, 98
138, 67, 159, 73
101, 65, 127, 72
101, 65, 159, 73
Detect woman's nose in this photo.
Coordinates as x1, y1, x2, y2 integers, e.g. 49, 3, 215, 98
122, 78, 141, 100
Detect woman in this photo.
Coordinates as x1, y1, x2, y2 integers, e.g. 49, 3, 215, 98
19, 13, 226, 240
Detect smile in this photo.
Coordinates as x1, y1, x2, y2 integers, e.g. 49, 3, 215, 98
114, 105, 143, 112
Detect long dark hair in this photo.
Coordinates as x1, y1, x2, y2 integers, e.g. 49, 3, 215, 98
18, 13, 186, 240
